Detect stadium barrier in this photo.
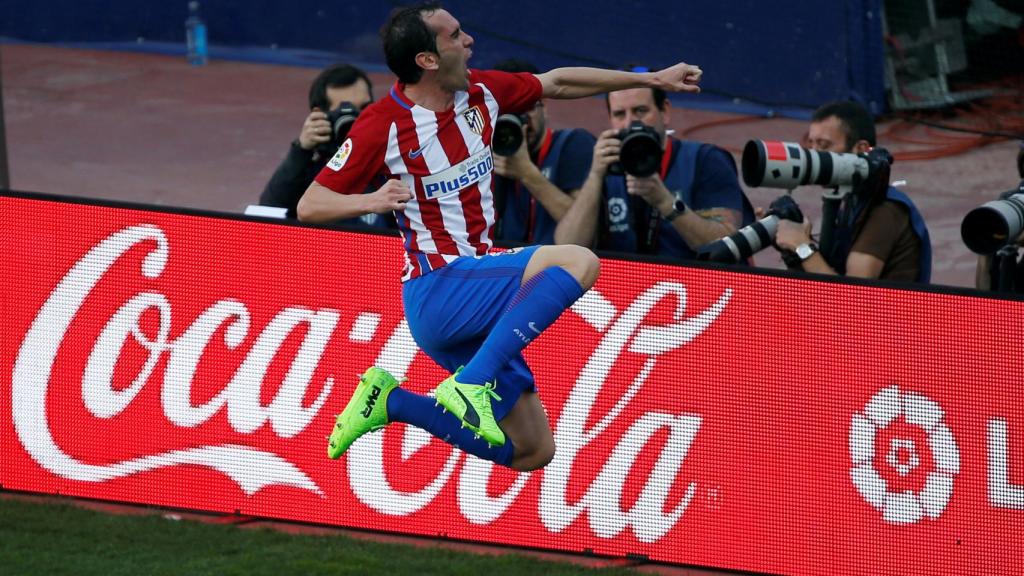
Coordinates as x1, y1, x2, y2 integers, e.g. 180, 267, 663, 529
1, 191, 1021, 575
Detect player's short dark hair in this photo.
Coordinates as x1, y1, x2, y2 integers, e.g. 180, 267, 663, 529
604, 66, 667, 113
308, 63, 373, 111
812, 101, 877, 149
492, 58, 539, 75
380, 2, 442, 84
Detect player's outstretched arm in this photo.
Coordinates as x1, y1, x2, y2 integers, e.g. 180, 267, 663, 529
297, 180, 412, 224
536, 61, 702, 100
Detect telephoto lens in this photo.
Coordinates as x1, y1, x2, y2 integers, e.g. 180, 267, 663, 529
492, 113, 527, 156
961, 181, 1024, 254
697, 194, 804, 264
741, 140, 871, 189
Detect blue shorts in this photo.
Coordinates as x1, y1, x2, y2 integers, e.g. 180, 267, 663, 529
402, 246, 540, 421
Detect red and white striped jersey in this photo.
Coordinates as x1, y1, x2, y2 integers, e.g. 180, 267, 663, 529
315, 69, 542, 281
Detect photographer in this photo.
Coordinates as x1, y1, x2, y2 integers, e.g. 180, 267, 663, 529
773, 101, 931, 282
490, 59, 596, 244
259, 63, 390, 227
974, 140, 1024, 291
554, 79, 753, 258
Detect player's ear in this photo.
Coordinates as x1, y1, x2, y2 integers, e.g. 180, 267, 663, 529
416, 51, 439, 72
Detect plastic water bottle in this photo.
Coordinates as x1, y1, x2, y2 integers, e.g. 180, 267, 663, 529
185, 1, 208, 66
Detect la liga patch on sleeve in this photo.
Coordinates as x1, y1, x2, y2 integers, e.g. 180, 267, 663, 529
327, 138, 353, 171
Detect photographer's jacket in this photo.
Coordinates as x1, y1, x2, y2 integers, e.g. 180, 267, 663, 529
600, 138, 754, 258
830, 186, 931, 283
494, 128, 596, 244
260, 140, 393, 229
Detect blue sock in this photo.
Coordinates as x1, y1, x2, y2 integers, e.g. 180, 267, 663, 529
459, 266, 584, 386
386, 387, 514, 466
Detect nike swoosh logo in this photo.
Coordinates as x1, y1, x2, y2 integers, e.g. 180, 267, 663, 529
528, 321, 542, 335
408, 147, 424, 159
453, 388, 480, 428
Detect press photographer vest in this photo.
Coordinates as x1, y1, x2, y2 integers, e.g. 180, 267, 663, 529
603, 139, 745, 258
494, 129, 577, 244
829, 186, 932, 283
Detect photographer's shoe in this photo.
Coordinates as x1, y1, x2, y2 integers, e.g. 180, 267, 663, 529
327, 367, 400, 459
434, 370, 505, 447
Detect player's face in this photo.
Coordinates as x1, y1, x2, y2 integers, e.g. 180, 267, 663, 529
806, 116, 849, 153
424, 9, 474, 91
607, 88, 669, 141
325, 80, 372, 112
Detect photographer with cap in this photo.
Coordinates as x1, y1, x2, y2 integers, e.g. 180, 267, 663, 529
772, 101, 931, 282
489, 59, 596, 244
259, 63, 391, 227
554, 73, 754, 258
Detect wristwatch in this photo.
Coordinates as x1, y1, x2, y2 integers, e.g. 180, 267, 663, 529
795, 242, 819, 261
664, 199, 687, 223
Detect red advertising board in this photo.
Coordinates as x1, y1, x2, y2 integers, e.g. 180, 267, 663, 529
1, 193, 1022, 575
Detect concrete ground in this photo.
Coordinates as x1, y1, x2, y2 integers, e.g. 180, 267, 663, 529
4, 43, 1022, 288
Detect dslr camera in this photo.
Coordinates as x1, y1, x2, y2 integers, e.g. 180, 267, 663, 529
317, 101, 360, 156
608, 120, 662, 177
697, 195, 804, 264
492, 113, 529, 156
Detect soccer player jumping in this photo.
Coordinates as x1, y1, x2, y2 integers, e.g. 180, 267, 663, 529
298, 2, 702, 471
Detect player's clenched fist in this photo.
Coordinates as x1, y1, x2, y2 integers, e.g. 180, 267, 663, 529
369, 179, 414, 212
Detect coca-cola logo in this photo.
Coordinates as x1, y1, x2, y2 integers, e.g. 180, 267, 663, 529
13, 225, 325, 496
349, 280, 731, 542
12, 224, 734, 543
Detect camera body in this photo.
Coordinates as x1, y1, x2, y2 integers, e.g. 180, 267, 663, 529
961, 180, 1024, 254
316, 101, 360, 156
492, 113, 529, 156
697, 194, 804, 264
608, 120, 662, 177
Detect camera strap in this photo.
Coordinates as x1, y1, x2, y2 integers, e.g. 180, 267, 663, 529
640, 142, 678, 253
517, 128, 554, 243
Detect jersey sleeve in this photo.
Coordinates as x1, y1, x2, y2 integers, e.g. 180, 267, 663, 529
313, 108, 389, 195
469, 69, 542, 114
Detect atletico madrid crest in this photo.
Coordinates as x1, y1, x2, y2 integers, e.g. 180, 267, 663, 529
462, 105, 484, 135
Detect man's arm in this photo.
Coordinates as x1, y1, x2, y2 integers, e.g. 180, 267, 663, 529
518, 167, 575, 220
554, 172, 602, 246
492, 141, 573, 220
554, 129, 620, 246
774, 217, 886, 278
297, 180, 412, 224
259, 142, 316, 217
536, 62, 702, 100
632, 176, 740, 248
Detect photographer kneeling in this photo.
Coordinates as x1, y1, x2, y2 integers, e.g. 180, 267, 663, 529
555, 78, 753, 259
773, 101, 931, 282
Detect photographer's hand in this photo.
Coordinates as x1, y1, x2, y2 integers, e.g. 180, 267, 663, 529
299, 108, 332, 151
589, 129, 621, 179
626, 174, 673, 209
774, 218, 813, 252
774, 217, 842, 275
493, 128, 537, 181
